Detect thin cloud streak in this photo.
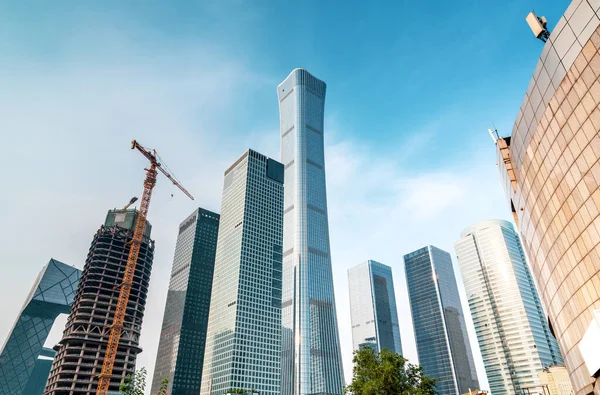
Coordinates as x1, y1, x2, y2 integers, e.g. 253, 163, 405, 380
1, 9, 515, 395
325, 122, 510, 389
0, 29, 275, 392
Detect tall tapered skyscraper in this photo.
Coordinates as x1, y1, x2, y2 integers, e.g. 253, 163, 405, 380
404, 246, 479, 395
455, 220, 563, 395
348, 260, 402, 354
200, 149, 284, 395
278, 68, 344, 395
151, 208, 220, 395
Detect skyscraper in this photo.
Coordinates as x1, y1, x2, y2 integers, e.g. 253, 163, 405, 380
200, 149, 284, 395
539, 366, 574, 395
404, 246, 479, 395
44, 209, 154, 395
455, 220, 564, 395
278, 68, 344, 395
151, 208, 220, 395
348, 260, 402, 354
23, 348, 57, 395
492, 2, 600, 393
0, 259, 80, 395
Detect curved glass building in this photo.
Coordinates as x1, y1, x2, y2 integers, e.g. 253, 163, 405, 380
494, 2, 600, 394
455, 220, 563, 395
278, 68, 344, 395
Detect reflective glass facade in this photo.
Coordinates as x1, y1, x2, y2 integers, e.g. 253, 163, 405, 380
200, 149, 283, 395
404, 246, 479, 395
348, 260, 402, 354
278, 68, 344, 395
495, 2, 600, 394
0, 260, 80, 395
455, 220, 564, 395
151, 208, 220, 395
23, 348, 56, 395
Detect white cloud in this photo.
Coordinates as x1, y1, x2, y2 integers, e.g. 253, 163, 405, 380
0, 26, 276, 394
0, 13, 514, 395
402, 172, 467, 221
324, 123, 511, 389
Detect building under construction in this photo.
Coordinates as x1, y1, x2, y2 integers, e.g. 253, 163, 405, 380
44, 209, 155, 395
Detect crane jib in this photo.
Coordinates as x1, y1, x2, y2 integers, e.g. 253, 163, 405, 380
95, 140, 193, 395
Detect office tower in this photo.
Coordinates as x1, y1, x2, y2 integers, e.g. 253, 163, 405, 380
23, 348, 57, 395
492, 2, 600, 394
404, 246, 479, 395
348, 260, 402, 354
455, 220, 564, 395
151, 208, 220, 395
200, 149, 284, 395
278, 68, 344, 395
44, 209, 154, 395
0, 259, 80, 395
539, 366, 574, 395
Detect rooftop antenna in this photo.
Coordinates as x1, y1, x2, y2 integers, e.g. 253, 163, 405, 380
488, 127, 500, 144
526, 11, 550, 42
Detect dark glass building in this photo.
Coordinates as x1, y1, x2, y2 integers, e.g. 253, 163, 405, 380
150, 208, 220, 395
44, 209, 154, 395
0, 259, 80, 395
404, 246, 479, 395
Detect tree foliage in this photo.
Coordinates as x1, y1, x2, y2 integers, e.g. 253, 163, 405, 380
119, 367, 147, 395
344, 347, 436, 395
157, 375, 169, 395
227, 389, 257, 394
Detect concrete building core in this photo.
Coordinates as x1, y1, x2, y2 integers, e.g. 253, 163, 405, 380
44, 209, 154, 395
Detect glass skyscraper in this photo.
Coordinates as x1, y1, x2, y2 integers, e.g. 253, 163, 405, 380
200, 149, 284, 395
404, 246, 479, 395
0, 259, 80, 395
151, 208, 220, 395
278, 68, 344, 395
23, 348, 57, 395
348, 260, 402, 354
454, 220, 564, 395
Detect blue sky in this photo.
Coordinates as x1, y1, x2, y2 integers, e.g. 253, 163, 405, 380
0, 0, 571, 393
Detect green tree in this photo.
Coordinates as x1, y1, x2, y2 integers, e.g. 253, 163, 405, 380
226, 389, 258, 394
119, 367, 147, 395
344, 347, 436, 395
157, 375, 169, 395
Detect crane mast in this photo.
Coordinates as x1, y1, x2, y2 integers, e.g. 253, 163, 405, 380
96, 140, 193, 395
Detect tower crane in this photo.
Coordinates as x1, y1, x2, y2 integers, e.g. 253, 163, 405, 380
96, 140, 194, 395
